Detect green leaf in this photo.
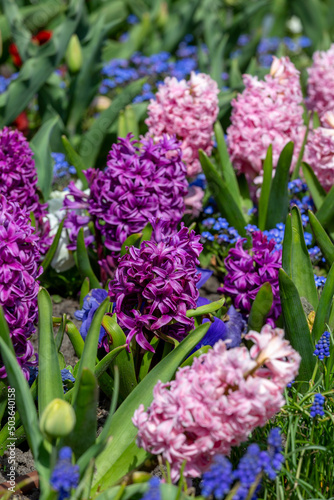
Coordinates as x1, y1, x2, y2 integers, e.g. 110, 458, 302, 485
102, 315, 137, 398
140, 222, 153, 244
0, 307, 15, 357
120, 233, 142, 257
2, 0, 32, 63
258, 145, 273, 231
94, 345, 127, 379
138, 337, 160, 382
0, 0, 83, 127
30, 115, 59, 200
265, 142, 294, 229
199, 150, 246, 235
0, 338, 43, 460
279, 269, 316, 382
214, 121, 240, 207
79, 78, 146, 168
302, 162, 326, 211
80, 277, 90, 309
76, 228, 100, 289
65, 320, 85, 359
55, 314, 67, 353
91, 322, 210, 491
66, 17, 110, 133
282, 214, 292, 276
37, 288, 64, 416
312, 263, 334, 342
316, 184, 334, 233
62, 136, 88, 189
247, 282, 273, 332
65, 368, 98, 458
77, 366, 120, 474
38, 219, 65, 278
71, 298, 109, 405
290, 207, 318, 310
291, 115, 311, 181
186, 297, 225, 317
308, 211, 334, 266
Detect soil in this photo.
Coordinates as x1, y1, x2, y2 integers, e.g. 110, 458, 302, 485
0, 274, 221, 498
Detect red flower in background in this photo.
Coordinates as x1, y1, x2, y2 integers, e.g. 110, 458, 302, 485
9, 30, 52, 67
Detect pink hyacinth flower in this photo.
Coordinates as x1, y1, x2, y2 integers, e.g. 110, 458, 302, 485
145, 72, 219, 177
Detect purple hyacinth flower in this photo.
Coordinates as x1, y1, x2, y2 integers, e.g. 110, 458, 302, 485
0, 196, 40, 380
75, 289, 109, 347
109, 221, 202, 351
219, 231, 282, 326
63, 134, 188, 270
0, 127, 51, 255
50, 447, 79, 500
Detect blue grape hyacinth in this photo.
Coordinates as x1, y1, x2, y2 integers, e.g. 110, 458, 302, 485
314, 331, 331, 360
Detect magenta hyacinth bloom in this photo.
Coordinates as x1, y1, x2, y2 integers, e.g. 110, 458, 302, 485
307, 44, 334, 119
227, 57, 305, 182
0, 197, 40, 380
133, 325, 300, 481
145, 72, 219, 177
64, 134, 188, 255
219, 231, 282, 325
109, 221, 202, 351
0, 127, 51, 254
304, 112, 334, 192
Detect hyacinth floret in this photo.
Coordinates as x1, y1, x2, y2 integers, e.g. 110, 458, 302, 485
0, 196, 41, 380
313, 331, 331, 360
219, 231, 282, 325
109, 221, 202, 351
0, 127, 51, 254
227, 56, 305, 182
133, 325, 300, 481
145, 72, 219, 177
142, 477, 161, 500
64, 134, 188, 255
307, 44, 334, 119
304, 112, 334, 192
50, 447, 80, 500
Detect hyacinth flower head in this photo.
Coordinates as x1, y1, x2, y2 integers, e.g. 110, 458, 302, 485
64, 134, 188, 257
109, 220, 202, 351
227, 56, 305, 182
133, 325, 300, 481
145, 72, 219, 177
0, 197, 41, 380
307, 44, 334, 119
0, 127, 51, 254
219, 231, 282, 326
304, 112, 334, 192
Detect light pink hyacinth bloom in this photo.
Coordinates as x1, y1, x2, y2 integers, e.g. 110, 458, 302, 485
304, 112, 334, 192
133, 324, 300, 481
184, 186, 204, 218
307, 44, 334, 119
145, 72, 219, 177
227, 57, 305, 182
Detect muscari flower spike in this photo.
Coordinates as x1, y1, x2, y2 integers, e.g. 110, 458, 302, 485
50, 447, 80, 500
313, 331, 331, 360
310, 393, 325, 418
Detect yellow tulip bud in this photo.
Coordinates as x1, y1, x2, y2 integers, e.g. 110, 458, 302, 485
65, 34, 83, 73
40, 399, 76, 440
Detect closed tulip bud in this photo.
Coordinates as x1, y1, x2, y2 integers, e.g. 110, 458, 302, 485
65, 34, 82, 73
40, 399, 76, 440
